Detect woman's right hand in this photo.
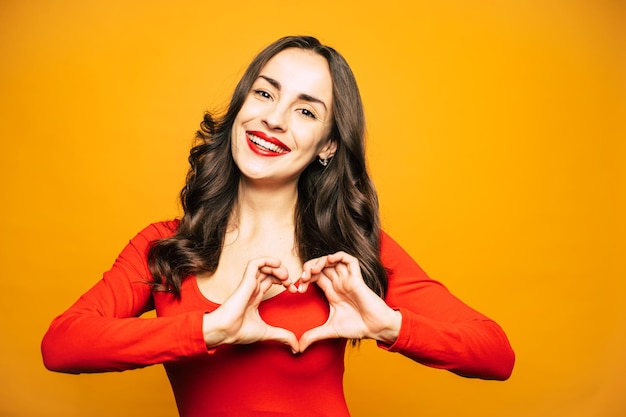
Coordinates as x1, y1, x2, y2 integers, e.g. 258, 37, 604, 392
201, 257, 299, 353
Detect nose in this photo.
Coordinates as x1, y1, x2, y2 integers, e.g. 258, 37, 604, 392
262, 103, 287, 132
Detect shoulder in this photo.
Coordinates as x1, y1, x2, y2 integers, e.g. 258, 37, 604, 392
379, 229, 407, 259
379, 229, 429, 278
131, 219, 180, 245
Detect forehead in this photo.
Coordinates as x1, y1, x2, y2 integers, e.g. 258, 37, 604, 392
259, 48, 333, 100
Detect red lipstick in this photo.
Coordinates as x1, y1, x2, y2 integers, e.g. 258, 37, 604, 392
246, 131, 291, 156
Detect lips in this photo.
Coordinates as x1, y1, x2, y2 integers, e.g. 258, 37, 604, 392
246, 131, 291, 156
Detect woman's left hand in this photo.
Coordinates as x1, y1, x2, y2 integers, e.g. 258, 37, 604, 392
297, 251, 402, 352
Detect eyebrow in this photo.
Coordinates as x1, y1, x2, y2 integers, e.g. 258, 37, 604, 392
258, 75, 328, 111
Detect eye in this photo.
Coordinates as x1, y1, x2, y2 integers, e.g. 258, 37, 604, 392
253, 89, 272, 100
298, 108, 318, 120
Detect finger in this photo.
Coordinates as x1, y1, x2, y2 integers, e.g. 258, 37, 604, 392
299, 256, 329, 293
328, 262, 358, 294
327, 251, 359, 270
298, 323, 337, 352
251, 256, 283, 269
303, 256, 329, 276
298, 269, 326, 293
257, 274, 277, 295
246, 259, 298, 293
263, 326, 300, 354
297, 270, 311, 293
326, 251, 349, 261
234, 264, 286, 304
321, 265, 340, 281
332, 262, 350, 281
241, 257, 281, 286
258, 265, 296, 291
259, 264, 288, 279
312, 273, 334, 297
326, 252, 363, 287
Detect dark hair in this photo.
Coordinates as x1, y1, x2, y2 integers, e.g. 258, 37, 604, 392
148, 35, 387, 298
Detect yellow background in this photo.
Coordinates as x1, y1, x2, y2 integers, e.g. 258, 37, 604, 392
1, 0, 624, 416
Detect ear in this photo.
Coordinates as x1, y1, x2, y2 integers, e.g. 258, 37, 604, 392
318, 139, 337, 160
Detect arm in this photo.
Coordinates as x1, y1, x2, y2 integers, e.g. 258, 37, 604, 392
379, 231, 515, 380
41, 221, 209, 374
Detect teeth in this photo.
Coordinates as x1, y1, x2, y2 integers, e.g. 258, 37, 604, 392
248, 133, 287, 153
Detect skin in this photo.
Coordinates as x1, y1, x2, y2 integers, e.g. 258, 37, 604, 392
298, 252, 402, 351
231, 48, 336, 187
200, 48, 401, 353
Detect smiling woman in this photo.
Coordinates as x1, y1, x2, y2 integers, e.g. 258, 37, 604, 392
41, 35, 514, 417
232, 48, 335, 183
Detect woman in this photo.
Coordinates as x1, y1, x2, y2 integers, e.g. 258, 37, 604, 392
42, 36, 514, 416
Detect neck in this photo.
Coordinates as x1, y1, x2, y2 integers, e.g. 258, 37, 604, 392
229, 178, 298, 239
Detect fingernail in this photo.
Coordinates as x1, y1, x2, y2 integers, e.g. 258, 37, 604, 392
301, 271, 306, 278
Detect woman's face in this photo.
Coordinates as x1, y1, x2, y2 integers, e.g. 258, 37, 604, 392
231, 48, 335, 186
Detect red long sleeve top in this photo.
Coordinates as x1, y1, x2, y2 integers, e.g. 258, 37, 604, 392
41, 220, 514, 416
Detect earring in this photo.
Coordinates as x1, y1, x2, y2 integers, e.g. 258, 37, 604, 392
318, 156, 329, 167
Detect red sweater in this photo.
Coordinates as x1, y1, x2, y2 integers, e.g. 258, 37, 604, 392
42, 221, 514, 416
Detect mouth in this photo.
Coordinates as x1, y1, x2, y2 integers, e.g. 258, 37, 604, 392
246, 131, 291, 156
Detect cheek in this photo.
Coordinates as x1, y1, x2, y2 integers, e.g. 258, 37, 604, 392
232, 102, 256, 141
292, 128, 323, 154
237, 97, 263, 121
312, 126, 333, 154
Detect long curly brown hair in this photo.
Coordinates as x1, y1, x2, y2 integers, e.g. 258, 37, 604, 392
148, 35, 388, 298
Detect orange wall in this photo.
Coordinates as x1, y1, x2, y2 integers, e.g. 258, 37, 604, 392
1, 1, 624, 416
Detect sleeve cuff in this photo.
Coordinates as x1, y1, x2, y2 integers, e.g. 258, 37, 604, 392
376, 306, 415, 353
187, 311, 218, 356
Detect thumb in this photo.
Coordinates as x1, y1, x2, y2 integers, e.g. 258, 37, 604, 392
264, 325, 300, 354
298, 323, 336, 352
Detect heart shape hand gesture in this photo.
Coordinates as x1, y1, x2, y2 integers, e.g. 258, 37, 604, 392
201, 257, 301, 352
298, 251, 402, 351
202, 252, 401, 353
